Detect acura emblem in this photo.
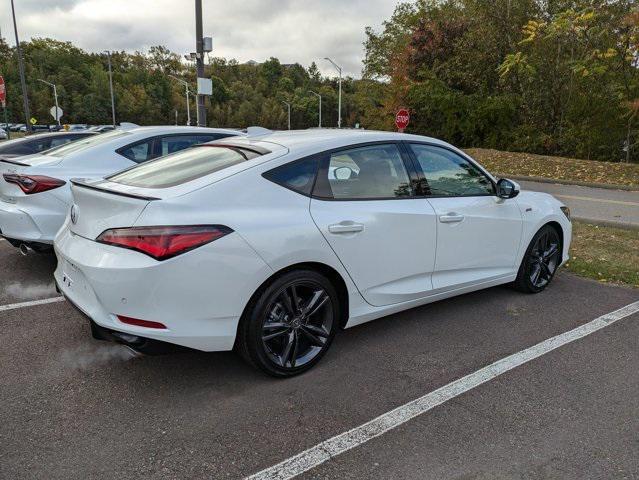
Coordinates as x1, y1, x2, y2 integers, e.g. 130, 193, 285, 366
70, 205, 79, 225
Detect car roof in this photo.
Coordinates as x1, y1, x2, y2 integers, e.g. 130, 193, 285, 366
124, 126, 241, 136
222, 129, 451, 155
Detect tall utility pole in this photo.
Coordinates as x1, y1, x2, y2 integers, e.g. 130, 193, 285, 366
105, 51, 116, 127
36, 79, 60, 126
310, 91, 322, 128
195, 0, 206, 127
282, 101, 291, 130
11, 0, 31, 133
168, 75, 191, 126
324, 57, 342, 129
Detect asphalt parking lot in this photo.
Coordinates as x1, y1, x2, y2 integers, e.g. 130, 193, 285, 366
0, 239, 638, 480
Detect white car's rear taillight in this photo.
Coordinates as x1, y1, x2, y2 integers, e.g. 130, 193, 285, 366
96, 225, 233, 260
3, 174, 66, 194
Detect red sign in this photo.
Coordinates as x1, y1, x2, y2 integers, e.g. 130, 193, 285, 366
395, 108, 409, 131
0, 76, 5, 107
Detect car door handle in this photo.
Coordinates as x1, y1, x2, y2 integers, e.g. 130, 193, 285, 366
328, 223, 364, 234
439, 213, 465, 224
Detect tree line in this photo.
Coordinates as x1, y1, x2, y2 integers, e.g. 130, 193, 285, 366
0, 38, 381, 133
1, 0, 638, 162
365, 0, 639, 162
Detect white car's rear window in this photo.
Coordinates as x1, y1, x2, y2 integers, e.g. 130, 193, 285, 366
108, 146, 258, 188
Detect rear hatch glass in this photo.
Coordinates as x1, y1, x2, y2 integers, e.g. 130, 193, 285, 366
107, 145, 265, 189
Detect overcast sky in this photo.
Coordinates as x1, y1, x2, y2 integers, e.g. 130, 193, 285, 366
0, 0, 399, 77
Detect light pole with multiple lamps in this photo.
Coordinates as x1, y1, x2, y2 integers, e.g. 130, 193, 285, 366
324, 57, 342, 129
309, 91, 322, 128
36, 79, 61, 127
168, 75, 192, 126
282, 101, 291, 130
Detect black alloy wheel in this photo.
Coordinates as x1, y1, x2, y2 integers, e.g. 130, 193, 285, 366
236, 270, 339, 377
514, 225, 562, 293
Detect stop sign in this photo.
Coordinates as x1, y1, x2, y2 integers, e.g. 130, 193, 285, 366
395, 108, 409, 131
0, 76, 6, 107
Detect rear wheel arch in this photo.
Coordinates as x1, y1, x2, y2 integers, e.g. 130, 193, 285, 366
238, 262, 350, 336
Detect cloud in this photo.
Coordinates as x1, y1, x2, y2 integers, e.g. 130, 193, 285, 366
0, 0, 398, 77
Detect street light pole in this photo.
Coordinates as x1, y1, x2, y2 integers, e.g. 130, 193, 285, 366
11, 0, 31, 133
309, 91, 322, 128
36, 79, 60, 127
324, 57, 342, 129
168, 75, 191, 126
195, 0, 206, 127
282, 101, 291, 130
105, 51, 116, 127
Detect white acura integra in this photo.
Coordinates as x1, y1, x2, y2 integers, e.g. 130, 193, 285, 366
0, 126, 238, 252
54, 129, 572, 376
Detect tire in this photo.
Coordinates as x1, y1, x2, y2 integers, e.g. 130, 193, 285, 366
513, 224, 562, 293
236, 270, 340, 377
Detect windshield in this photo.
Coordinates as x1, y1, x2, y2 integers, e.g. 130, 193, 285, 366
108, 146, 258, 188
47, 130, 130, 157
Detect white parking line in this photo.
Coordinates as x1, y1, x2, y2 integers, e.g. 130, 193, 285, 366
0, 296, 65, 312
246, 300, 639, 480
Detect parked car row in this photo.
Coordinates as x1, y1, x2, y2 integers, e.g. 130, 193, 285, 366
0, 126, 572, 376
0, 123, 116, 134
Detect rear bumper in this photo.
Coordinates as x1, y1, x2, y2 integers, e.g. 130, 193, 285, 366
0, 197, 67, 244
54, 226, 273, 352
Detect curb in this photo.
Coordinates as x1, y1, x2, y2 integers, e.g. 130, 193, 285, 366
573, 217, 639, 231
496, 174, 639, 192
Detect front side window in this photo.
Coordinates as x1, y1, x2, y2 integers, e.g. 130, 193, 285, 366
320, 144, 411, 200
108, 146, 257, 188
409, 144, 494, 196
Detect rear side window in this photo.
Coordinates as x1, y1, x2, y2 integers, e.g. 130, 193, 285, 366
263, 157, 319, 196
108, 146, 258, 188
119, 139, 153, 162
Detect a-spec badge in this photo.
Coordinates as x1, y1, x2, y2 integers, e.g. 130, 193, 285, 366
70, 204, 79, 225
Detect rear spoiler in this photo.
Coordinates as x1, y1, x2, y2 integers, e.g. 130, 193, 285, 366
0, 157, 29, 166
70, 179, 160, 201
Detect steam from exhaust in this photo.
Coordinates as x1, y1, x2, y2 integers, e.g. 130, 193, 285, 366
60, 344, 140, 370
5, 281, 57, 300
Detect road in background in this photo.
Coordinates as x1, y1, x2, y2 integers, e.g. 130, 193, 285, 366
520, 180, 639, 229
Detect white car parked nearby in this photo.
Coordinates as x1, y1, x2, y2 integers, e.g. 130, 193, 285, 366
54, 129, 572, 376
0, 126, 239, 251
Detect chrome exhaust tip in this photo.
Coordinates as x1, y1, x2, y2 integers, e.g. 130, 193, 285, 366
18, 244, 31, 256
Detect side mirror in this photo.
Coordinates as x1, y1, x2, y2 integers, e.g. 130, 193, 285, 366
496, 178, 520, 199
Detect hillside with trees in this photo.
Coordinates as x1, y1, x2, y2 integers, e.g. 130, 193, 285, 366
1, 0, 638, 162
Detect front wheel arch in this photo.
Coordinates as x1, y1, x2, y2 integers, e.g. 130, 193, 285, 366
514, 222, 564, 293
